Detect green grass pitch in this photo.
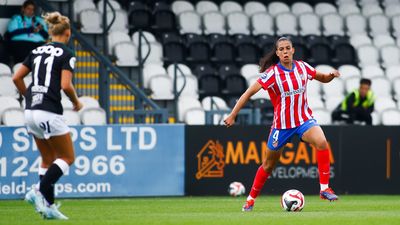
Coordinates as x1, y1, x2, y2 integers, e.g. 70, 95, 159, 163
1, 195, 400, 225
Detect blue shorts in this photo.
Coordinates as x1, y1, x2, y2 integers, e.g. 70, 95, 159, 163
267, 119, 319, 151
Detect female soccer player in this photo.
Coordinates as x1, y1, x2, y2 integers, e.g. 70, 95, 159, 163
224, 37, 340, 212
13, 12, 82, 219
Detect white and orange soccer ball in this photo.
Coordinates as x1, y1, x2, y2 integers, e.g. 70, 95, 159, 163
281, 189, 305, 211
228, 182, 246, 197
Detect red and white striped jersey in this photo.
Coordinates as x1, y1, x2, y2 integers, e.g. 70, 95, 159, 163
257, 60, 317, 129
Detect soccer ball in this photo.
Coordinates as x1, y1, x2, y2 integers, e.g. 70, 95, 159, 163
281, 189, 305, 212
228, 182, 245, 197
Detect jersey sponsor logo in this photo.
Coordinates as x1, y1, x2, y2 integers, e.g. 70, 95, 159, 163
32, 45, 64, 57
283, 86, 305, 97
31, 85, 49, 93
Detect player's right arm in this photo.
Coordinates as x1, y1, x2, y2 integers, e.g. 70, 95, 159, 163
61, 69, 82, 111
224, 81, 262, 127
12, 64, 31, 96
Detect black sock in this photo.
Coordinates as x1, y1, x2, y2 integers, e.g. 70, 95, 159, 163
39, 163, 63, 205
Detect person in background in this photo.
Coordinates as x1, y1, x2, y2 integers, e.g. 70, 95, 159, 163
6, 0, 49, 62
332, 78, 375, 125
224, 36, 340, 212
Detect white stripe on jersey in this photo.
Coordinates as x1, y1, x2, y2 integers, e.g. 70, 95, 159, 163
303, 61, 315, 80
274, 66, 286, 129
293, 67, 305, 125
284, 71, 296, 128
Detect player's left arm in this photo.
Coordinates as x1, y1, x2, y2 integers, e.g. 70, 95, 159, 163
12, 64, 31, 96
314, 70, 340, 83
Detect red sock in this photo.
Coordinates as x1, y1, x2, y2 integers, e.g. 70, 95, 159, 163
317, 149, 330, 185
249, 166, 270, 199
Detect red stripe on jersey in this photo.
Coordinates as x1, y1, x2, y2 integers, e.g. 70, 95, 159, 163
290, 70, 300, 127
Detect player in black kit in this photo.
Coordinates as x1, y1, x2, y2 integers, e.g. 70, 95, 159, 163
12, 12, 82, 220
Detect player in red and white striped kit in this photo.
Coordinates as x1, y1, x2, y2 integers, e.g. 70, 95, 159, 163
224, 37, 340, 211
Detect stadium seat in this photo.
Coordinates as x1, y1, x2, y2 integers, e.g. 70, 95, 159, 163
392, 15, 400, 37
152, 4, 177, 33
1, 107, 24, 126
140, 43, 164, 65
193, 64, 217, 77
198, 75, 222, 97
113, 42, 139, 67
240, 64, 260, 80
247, 76, 270, 100
276, 12, 298, 35
385, 3, 400, 17
315, 64, 335, 74
374, 97, 397, 113
322, 13, 345, 36
128, 2, 152, 32
63, 109, 81, 125
394, 78, 400, 98
338, 3, 360, 16
149, 75, 174, 100
371, 77, 392, 97
178, 11, 202, 34
251, 13, 274, 35
244, 1, 267, 15
61, 97, 73, 110
312, 108, 331, 125
97, 0, 121, 13
0, 63, 12, 76
361, 3, 383, 17
308, 97, 325, 109
291, 2, 313, 16
338, 64, 361, 77
0, 96, 20, 118
167, 63, 192, 78
163, 41, 186, 64
195, 1, 219, 15
299, 13, 321, 36
203, 11, 226, 35
332, 43, 357, 66
385, 65, 400, 81
73, 0, 96, 21
346, 13, 367, 36
308, 43, 331, 65
380, 45, 400, 68
131, 31, 157, 46
236, 42, 259, 65
369, 14, 390, 37
143, 64, 168, 88
293, 43, 309, 60
177, 96, 203, 121
79, 9, 103, 34
0, 75, 18, 97
171, 1, 195, 15
373, 35, 395, 48
361, 65, 384, 78
220, 1, 243, 15
227, 12, 250, 35
371, 111, 381, 125
314, 3, 337, 16
211, 41, 236, 64
268, 2, 290, 17
357, 45, 380, 67
81, 108, 107, 125
325, 96, 344, 111
219, 64, 240, 78
186, 41, 211, 65
201, 96, 230, 125
322, 78, 345, 97
107, 31, 131, 55
184, 108, 206, 125
344, 76, 361, 93
381, 109, 400, 125
106, 9, 128, 33
175, 75, 199, 98
222, 75, 247, 97
350, 34, 372, 49
307, 79, 322, 96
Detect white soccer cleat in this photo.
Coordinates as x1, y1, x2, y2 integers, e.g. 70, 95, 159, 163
42, 204, 69, 220
24, 188, 47, 213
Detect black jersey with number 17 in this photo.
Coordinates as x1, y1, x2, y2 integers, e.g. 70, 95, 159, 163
23, 42, 76, 115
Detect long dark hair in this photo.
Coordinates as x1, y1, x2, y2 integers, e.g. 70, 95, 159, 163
259, 36, 292, 73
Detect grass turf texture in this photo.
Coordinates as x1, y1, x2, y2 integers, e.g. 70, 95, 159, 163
1, 195, 399, 225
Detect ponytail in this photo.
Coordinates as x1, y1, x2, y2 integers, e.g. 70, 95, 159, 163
259, 36, 292, 73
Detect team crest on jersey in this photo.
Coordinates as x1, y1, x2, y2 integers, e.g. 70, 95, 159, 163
69, 57, 76, 69
272, 140, 278, 148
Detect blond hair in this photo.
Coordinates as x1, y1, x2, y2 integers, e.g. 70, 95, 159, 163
43, 12, 70, 36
